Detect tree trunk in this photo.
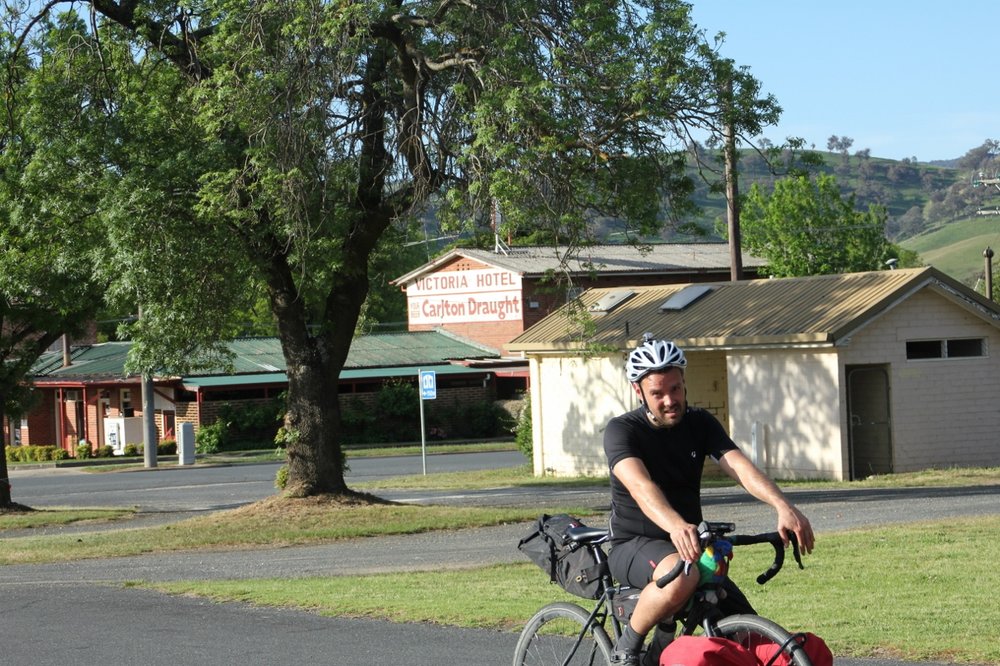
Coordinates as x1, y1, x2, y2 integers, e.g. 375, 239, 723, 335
282, 353, 347, 496
0, 402, 14, 507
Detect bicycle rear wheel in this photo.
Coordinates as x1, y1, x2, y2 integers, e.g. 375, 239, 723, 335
513, 602, 614, 666
713, 614, 814, 666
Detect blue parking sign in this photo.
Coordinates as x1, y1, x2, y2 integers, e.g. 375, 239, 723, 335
419, 370, 437, 400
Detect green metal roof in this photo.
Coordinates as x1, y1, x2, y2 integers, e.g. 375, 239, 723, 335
180, 363, 483, 389
31, 331, 499, 383
31, 341, 134, 378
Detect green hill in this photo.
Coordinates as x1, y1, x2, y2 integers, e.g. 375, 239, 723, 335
674, 146, 1000, 289
899, 216, 1000, 286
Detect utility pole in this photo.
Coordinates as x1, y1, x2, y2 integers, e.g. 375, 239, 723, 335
137, 306, 157, 468
985, 247, 994, 302
722, 78, 743, 281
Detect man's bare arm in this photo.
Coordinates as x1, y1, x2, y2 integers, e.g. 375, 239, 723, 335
612, 456, 702, 562
718, 449, 815, 553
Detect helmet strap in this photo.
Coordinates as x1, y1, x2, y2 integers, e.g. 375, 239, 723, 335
634, 381, 663, 427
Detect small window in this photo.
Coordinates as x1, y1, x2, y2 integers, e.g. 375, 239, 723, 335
906, 338, 985, 360
947, 338, 983, 358
906, 340, 942, 359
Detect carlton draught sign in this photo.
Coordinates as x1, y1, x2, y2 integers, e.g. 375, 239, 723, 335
407, 268, 523, 325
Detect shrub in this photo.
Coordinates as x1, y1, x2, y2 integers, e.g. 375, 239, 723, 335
157, 439, 177, 455
196, 422, 225, 454
515, 395, 533, 462
123, 443, 140, 457
76, 444, 92, 459
340, 397, 377, 444
274, 464, 289, 490
436, 400, 516, 439
94, 445, 115, 458
5, 445, 71, 462
48, 447, 70, 461
214, 399, 285, 450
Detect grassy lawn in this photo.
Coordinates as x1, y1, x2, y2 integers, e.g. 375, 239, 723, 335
0, 496, 583, 565
144, 515, 1000, 665
3, 463, 999, 663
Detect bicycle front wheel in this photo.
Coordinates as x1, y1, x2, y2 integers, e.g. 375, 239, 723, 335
513, 602, 614, 666
713, 614, 814, 666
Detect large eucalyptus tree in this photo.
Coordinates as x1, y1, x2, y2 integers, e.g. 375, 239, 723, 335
6, 1, 780, 497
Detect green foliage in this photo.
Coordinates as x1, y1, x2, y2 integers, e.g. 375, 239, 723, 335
76, 444, 91, 460
5, 1, 787, 495
515, 396, 533, 462
339, 380, 513, 444
274, 464, 289, 490
340, 381, 420, 444
5, 445, 68, 462
123, 443, 141, 457
441, 401, 516, 439
217, 401, 285, 449
94, 445, 115, 458
738, 173, 892, 277
195, 422, 225, 455
195, 401, 285, 453
158, 439, 177, 456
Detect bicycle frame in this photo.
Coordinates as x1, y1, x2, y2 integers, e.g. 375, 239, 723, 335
555, 521, 804, 659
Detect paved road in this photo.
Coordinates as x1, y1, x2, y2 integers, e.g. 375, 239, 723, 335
5, 456, 997, 665
8, 450, 522, 512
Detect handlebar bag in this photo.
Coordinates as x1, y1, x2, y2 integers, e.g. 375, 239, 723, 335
517, 513, 606, 599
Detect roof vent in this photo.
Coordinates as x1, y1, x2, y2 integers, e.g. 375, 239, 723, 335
660, 285, 715, 311
589, 289, 635, 314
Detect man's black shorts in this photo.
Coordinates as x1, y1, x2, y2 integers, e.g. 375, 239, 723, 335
608, 535, 756, 615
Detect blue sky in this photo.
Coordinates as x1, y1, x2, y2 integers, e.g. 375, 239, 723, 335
688, 1, 1000, 163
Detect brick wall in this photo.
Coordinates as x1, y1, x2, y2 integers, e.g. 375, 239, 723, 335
24, 391, 56, 446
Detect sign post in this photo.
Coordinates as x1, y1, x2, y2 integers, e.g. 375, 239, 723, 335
418, 369, 437, 475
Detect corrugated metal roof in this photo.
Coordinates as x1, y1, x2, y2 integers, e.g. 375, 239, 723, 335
393, 243, 765, 286
340, 330, 497, 367
30, 342, 134, 378
180, 363, 484, 389
31, 331, 499, 381
506, 267, 1000, 352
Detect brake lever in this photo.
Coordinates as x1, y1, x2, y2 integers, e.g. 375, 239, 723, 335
789, 533, 804, 570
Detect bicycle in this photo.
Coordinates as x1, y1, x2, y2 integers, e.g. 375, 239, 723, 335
513, 520, 814, 666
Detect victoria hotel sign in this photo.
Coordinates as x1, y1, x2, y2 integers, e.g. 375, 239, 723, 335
407, 268, 523, 325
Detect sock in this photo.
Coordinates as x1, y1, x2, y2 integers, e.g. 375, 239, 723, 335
615, 622, 645, 653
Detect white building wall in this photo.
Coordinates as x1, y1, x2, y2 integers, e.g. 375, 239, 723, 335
728, 350, 843, 480
841, 289, 1000, 471
531, 354, 631, 476
531, 350, 733, 477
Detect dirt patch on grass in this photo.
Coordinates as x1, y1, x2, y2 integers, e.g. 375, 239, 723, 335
217, 490, 396, 522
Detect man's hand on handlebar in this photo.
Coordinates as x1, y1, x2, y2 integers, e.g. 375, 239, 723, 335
668, 521, 702, 563
777, 504, 815, 555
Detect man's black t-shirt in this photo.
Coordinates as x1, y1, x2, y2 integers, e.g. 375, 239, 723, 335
603, 406, 738, 544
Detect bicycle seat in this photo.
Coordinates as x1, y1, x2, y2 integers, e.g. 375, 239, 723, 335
564, 525, 609, 544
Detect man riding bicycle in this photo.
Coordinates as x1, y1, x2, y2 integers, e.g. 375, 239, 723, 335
604, 334, 816, 665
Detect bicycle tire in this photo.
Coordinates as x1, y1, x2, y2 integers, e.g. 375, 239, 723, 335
713, 614, 814, 666
512, 601, 614, 666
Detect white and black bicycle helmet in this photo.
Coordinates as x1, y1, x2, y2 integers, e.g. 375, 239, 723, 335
625, 332, 686, 383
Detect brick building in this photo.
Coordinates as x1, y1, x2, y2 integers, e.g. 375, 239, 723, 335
3, 332, 499, 455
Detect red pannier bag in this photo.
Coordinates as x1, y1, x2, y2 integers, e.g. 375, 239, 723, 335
659, 636, 758, 666
746, 632, 833, 666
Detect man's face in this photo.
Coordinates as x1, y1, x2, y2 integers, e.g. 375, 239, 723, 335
634, 367, 686, 427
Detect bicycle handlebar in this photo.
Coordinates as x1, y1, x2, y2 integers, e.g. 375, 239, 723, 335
655, 528, 803, 589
